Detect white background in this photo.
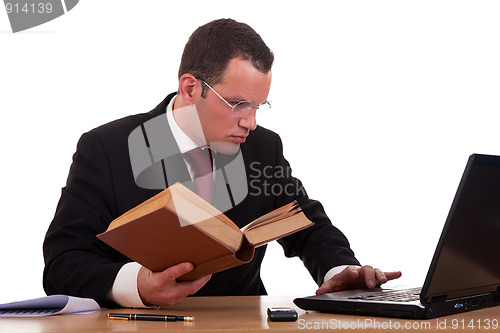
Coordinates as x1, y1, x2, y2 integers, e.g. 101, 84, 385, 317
0, 0, 499, 304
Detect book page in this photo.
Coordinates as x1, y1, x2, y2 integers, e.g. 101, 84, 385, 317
240, 201, 299, 233
243, 211, 314, 247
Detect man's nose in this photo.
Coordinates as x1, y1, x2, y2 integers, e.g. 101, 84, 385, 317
239, 109, 257, 131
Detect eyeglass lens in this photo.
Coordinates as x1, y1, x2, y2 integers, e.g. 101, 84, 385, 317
233, 101, 271, 113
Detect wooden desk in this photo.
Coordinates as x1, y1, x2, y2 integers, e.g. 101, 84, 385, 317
0, 296, 498, 332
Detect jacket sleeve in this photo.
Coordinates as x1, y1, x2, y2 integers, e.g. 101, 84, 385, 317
43, 131, 128, 308
272, 134, 361, 286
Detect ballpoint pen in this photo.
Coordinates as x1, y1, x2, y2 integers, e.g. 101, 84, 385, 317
107, 313, 195, 322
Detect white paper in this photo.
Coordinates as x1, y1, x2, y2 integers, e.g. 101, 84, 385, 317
0, 295, 101, 317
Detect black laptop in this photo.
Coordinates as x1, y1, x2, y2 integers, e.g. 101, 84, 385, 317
294, 154, 500, 319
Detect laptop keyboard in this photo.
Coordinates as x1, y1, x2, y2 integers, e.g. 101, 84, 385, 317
349, 287, 422, 302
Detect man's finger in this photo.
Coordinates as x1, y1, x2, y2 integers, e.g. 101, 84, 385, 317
316, 266, 359, 295
160, 262, 195, 282
176, 274, 212, 296
315, 279, 335, 295
384, 271, 402, 281
374, 268, 387, 285
144, 266, 211, 306
342, 265, 360, 279
360, 265, 376, 289
166, 274, 212, 303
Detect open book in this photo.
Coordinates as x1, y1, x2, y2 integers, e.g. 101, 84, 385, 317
97, 183, 313, 281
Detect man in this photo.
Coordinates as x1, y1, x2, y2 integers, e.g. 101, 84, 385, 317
43, 19, 401, 308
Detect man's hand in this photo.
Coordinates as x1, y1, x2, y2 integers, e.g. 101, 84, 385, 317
316, 265, 402, 295
137, 262, 211, 306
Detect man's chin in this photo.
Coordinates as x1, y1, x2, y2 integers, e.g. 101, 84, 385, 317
209, 141, 240, 155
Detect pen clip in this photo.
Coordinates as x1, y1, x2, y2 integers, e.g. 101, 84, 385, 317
107, 314, 129, 320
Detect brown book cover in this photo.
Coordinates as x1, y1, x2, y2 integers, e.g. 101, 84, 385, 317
97, 183, 313, 281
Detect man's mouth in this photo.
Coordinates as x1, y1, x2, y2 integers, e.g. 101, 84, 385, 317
229, 135, 247, 144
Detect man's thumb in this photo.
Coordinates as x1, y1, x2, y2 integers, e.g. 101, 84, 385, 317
162, 262, 195, 281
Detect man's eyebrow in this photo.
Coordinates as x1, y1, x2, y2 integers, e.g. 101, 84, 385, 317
225, 95, 269, 105
224, 95, 249, 103
224, 94, 245, 100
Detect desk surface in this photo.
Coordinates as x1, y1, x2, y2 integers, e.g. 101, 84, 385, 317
0, 296, 499, 332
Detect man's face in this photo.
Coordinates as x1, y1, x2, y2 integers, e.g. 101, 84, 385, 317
195, 57, 272, 155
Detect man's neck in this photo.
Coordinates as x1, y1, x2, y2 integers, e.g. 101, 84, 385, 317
170, 95, 207, 148
172, 94, 182, 111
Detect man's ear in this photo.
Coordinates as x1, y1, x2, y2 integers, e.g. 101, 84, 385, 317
178, 74, 200, 106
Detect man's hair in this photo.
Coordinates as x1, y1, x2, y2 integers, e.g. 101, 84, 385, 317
178, 18, 274, 97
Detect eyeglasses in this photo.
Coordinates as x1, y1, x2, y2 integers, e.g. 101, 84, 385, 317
198, 78, 271, 114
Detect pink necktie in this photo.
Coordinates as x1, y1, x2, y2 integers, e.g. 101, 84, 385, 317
183, 148, 214, 203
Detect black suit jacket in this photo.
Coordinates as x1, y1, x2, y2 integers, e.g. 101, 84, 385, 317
43, 93, 360, 307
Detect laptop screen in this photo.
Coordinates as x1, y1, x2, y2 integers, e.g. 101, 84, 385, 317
422, 154, 500, 303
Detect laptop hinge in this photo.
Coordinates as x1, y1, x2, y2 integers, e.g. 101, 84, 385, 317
431, 295, 447, 304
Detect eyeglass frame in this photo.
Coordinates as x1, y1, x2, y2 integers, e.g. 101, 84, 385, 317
196, 77, 271, 114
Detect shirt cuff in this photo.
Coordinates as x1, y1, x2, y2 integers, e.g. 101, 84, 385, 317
107, 262, 147, 308
324, 265, 362, 284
